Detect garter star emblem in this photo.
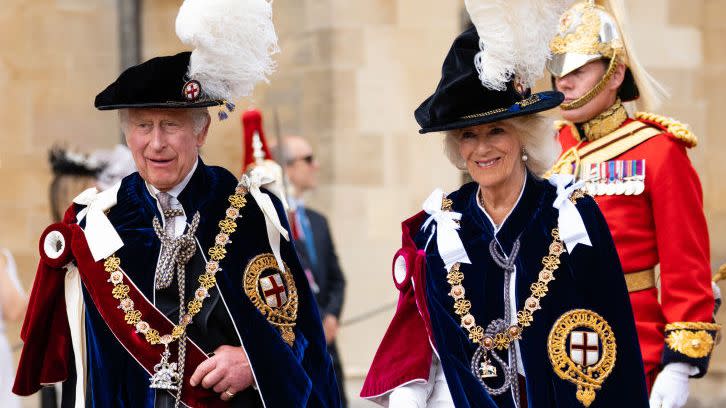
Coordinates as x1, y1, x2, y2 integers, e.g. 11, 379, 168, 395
548, 309, 616, 407
243, 254, 298, 346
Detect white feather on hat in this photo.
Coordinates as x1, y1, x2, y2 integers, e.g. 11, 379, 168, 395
465, 0, 571, 91
175, 0, 279, 102
599, 0, 669, 111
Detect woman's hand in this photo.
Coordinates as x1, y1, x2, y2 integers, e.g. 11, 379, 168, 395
189, 345, 254, 401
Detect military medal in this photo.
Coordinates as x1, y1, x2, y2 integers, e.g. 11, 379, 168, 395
604, 162, 617, 195
634, 160, 646, 195
585, 164, 599, 196
623, 180, 634, 195
613, 161, 626, 195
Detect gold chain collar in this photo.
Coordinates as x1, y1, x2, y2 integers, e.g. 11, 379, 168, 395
104, 185, 249, 347
581, 99, 628, 141
443, 197, 566, 351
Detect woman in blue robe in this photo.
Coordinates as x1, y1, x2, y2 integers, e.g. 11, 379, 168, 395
361, 21, 649, 408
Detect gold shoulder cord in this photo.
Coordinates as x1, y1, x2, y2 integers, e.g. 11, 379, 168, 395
635, 112, 698, 148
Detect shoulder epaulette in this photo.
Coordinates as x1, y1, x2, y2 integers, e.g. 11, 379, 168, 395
554, 120, 581, 142
635, 112, 697, 148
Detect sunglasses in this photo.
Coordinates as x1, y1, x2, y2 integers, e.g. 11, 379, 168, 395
289, 154, 315, 165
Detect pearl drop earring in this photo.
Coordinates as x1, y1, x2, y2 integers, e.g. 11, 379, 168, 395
521, 148, 529, 162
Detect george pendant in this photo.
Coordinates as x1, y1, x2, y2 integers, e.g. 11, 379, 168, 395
149, 344, 181, 391
471, 346, 513, 396
479, 356, 498, 379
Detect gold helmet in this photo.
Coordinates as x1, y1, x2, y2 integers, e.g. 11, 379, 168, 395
547, 0, 668, 111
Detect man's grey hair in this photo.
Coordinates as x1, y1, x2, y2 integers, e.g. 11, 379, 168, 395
118, 108, 211, 136
271, 135, 303, 166
443, 114, 561, 177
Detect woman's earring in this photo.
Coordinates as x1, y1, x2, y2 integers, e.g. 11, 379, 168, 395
521, 148, 529, 162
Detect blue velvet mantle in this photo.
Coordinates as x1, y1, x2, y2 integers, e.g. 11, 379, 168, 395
415, 175, 649, 407
79, 159, 340, 407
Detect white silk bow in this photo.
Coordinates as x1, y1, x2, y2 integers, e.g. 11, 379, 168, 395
549, 174, 592, 253
241, 167, 290, 272
421, 189, 471, 272
74, 183, 123, 261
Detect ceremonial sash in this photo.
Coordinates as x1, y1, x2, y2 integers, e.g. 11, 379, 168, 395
69, 224, 228, 408
577, 122, 661, 175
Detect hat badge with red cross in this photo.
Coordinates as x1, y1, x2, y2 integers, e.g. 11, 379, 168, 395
182, 80, 202, 102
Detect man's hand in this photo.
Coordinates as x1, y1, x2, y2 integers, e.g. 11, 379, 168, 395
323, 315, 339, 344
189, 345, 254, 401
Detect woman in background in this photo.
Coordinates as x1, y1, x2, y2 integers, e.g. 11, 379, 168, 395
0, 248, 26, 408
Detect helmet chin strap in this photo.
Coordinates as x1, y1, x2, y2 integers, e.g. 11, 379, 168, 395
560, 51, 621, 111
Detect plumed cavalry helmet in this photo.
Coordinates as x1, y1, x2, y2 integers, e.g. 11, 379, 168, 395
547, 0, 668, 111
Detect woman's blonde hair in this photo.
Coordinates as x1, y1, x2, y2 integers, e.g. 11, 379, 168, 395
443, 114, 561, 176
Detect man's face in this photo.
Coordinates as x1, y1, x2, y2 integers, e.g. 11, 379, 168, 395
284, 137, 319, 195
554, 59, 621, 123
124, 108, 208, 191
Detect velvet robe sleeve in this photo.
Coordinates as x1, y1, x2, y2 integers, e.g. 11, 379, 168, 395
256, 189, 342, 407
13, 206, 79, 396
360, 211, 434, 403
566, 195, 650, 404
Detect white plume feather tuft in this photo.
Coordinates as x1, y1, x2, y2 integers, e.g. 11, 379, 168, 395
176, 0, 279, 102
465, 0, 570, 91
600, 0, 669, 111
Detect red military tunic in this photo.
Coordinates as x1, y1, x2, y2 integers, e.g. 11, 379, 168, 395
552, 113, 717, 379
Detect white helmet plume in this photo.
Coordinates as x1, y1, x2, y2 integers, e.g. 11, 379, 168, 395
465, 0, 570, 91
176, 0, 280, 102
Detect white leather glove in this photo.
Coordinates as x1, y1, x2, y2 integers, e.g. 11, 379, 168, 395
649, 362, 698, 408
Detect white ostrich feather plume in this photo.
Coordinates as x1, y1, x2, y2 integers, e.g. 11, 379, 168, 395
601, 0, 669, 111
465, 0, 570, 91
176, 0, 279, 102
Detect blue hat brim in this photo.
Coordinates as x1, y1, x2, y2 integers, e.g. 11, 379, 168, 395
418, 91, 564, 134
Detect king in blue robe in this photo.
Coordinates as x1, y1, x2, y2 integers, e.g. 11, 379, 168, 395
13, 8, 340, 403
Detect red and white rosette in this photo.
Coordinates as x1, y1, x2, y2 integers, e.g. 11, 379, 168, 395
39, 223, 73, 268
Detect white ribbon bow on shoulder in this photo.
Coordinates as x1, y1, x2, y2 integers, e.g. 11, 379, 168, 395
74, 182, 123, 261
241, 167, 290, 272
549, 174, 592, 253
421, 188, 471, 272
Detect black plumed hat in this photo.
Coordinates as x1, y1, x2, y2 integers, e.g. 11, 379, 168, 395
415, 26, 564, 134
94, 52, 223, 110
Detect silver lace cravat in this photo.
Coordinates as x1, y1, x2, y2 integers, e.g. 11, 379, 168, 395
154, 192, 192, 290
157, 192, 176, 237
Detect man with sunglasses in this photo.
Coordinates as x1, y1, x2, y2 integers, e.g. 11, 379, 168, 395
276, 135, 348, 408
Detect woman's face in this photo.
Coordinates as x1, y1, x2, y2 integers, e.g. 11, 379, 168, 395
456, 121, 524, 190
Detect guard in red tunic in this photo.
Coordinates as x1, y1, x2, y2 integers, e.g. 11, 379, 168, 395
546, 1, 720, 407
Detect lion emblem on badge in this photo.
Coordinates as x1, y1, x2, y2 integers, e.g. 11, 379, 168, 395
243, 254, 298, 346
